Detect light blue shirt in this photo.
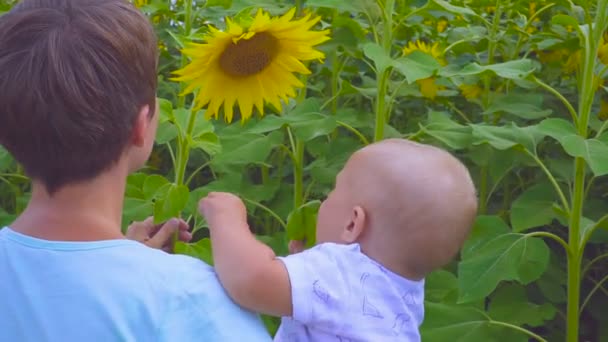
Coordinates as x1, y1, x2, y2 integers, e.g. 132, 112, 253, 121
274, 243, 425, 342
0, 227, 271, 342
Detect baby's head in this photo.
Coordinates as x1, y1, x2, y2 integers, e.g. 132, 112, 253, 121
316, 139, 477, 280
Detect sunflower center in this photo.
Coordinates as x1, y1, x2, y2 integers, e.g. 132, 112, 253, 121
219, 32, 279, 77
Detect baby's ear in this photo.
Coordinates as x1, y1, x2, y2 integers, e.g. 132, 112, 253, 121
342, 206, 366, 243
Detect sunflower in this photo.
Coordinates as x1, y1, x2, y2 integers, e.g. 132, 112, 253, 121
402, 40, 445, 99
173, 8, 330, 123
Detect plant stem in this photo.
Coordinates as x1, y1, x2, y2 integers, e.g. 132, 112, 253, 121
242, 197, 287, 229
487, 321, 548, 342
174, 0, 195, 186
566, 1, 608, 338
293, 140, 305, 209
175, 103, 197, 186
527, 231, 571, 255
533, 76, 579, 125
177, 0, 194, 109
526, 150, 571, 213
582, 251, 608, 278
374, 69, 389, 141
373, 0, 394, 142
477, 166, 488, 214
580, 273, 608, 313
337, 120, 370, 145
330, 13, 340, 115
566, 158, 585, 342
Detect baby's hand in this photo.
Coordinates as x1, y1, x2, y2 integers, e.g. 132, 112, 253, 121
288, 240, 306, 254
198, 192, 248, 229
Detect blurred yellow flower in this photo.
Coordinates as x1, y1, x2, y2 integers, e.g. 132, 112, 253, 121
599, 98, 608, 121
173, 8, 330, 123
537, 49, 566, 64
527, 18, 541, 34
402, 40, 445, 99
598, 32, 608, 65
563, 50, 581, 74
133, 0, 148, 7
459, 84, 482, 100
437, 19, 448, 33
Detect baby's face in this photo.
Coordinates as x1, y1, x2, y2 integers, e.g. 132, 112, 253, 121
316, 170, 354, 244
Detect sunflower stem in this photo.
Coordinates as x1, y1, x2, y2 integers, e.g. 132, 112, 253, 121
373, 0, 394, 142
293, 140, 305, 209
566, 1, 608, 340
173, 0, 195, 185
177, 0, 194, 110
374, 69, 389, 142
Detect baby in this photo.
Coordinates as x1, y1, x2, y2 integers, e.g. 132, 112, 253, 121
199, 138, 478, 341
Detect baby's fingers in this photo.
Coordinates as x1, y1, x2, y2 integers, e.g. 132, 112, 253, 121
288, 240, 305, 254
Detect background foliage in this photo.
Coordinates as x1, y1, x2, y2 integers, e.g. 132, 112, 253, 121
1, 0, 608, 341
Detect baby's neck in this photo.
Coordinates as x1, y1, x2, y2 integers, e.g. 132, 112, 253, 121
359, 242, 425, 281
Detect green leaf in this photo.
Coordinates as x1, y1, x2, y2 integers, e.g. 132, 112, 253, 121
0, 210, 16, 227
489, 283, 556, 327
0, 146, 14, 172
125, 173, 147, 199
191, 132, 222, 155
484, 93, 552, 120
305, 0, 367, 13
143, 174, 170, 200
559, 135, 608, 176
551, 14, 580, 28
154, 184, 189, 224
461, 215, 510, 259
158, 98, 173, 123
122, 197, 153, 230
293, 116, 337, 142
285, 200, 321, 248
257, 232, 289, 256
472, 123, 544, 152
421, 302, 528, 342
363, 42, 392, 73
211, 131, 284, 167
537, 255, 567, 303
393, 51, 441, 83
420, 111, 472, 149
510, 183, 556, 232
431, 0, 477, 17
200, 173, 280, 204
458, 233, 550, 303
425, 270, 459, 303
206, 0, 232, 8
155, 121, 178, 144
248, 100, 337, 142
537, 118, 577, 141
441, 59, 536, 80
174, 238, 213, 265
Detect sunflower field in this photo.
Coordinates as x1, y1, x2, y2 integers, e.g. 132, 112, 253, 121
2, 0, 608, 340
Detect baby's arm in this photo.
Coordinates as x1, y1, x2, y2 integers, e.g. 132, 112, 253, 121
199, 192, 292, 317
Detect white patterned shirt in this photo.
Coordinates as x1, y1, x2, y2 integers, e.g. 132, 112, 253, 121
274, 243, 425, 342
